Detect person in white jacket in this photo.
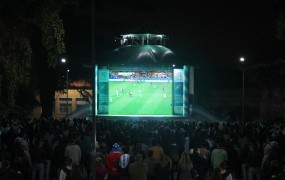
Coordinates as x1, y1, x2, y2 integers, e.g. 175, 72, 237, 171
64, 139, 81, 166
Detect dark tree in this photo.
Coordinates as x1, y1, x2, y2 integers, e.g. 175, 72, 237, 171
0, 0, 78, 118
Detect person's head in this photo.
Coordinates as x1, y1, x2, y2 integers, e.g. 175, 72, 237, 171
69, 138, 75, 144
211, 167, 222, 180
101, 142, 106, 148
217, 138, 225, 148
194, 147, 200, 155
220, 161, 227, 170
65, 158, 73, 166
121, 145, 128, 154
250, 142, 259, 151
135, 153, 143, 163
95, 141, 100, 150
180, 152, 190, 162
152, 139, 159, 146
14, 137, 23, 148
75, 138, 81, 145
42, 139, 50, 148
147, 150, 153, 158
111, 143, 122, 152
271, 141, 279, 151
1, 144, 7, 151
1, 160, 11, 169
96, 157, 103, 165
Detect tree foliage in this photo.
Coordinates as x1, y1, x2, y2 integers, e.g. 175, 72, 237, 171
275, 0, 285, 40
247, 59, 285, 99
0, 1, 32, 110
0, 0, 78, 117
247, 1, 285, 99
33, 0, 66, 67
276, 12, 285, 40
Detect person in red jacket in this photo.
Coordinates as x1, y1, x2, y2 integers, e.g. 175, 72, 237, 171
105, 143, 122, 180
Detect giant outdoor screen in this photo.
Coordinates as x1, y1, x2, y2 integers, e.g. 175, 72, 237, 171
96, 66, 191, 116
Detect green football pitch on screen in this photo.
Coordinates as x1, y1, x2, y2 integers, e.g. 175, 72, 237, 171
109, 81, 172, 115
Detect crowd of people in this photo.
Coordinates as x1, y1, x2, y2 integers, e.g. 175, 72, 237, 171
0, 117, 93, 180
0, 116, 285, 180
95, 119, 285, 180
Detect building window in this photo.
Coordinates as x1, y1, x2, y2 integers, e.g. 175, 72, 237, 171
59, 104, 72, 113
76, 98, 88, 104
76, 98, 89, 110
59, 98, 72, 113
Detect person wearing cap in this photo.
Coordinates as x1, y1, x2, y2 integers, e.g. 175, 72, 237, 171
129, 153, 148, 180
105, 143, 122, 180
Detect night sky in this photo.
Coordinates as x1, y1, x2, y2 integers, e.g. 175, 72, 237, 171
63, 0, 285, 89
93, 1, 284, 66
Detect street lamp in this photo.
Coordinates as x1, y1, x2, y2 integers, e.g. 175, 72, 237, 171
240, 57, 245, 121
61, 58, 66, 63
61, 58, 69, 118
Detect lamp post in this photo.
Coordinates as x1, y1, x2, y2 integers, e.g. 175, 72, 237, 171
61, 58, 69, 118
240, 57, 245, 121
